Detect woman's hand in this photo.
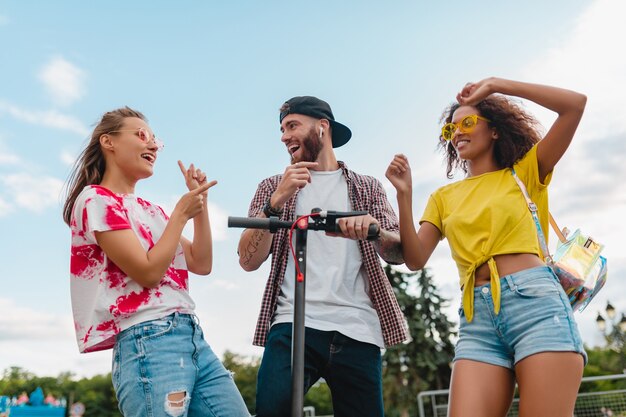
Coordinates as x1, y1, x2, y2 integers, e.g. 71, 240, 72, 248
178, 160, 217, 197
456, 77, 499, 106
174, 182, 213, 221
455, 78, 586, 180
385, 154, 413, 194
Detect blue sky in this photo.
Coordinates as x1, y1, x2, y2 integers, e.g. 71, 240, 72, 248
1, 0, 625, 378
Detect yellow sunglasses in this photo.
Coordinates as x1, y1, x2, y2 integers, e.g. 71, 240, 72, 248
441, 114, 490, 141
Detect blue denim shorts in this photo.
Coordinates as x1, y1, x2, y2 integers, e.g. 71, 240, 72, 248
454, 266, 587, 369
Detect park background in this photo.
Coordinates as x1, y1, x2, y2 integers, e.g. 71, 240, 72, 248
1, 0, 625, 414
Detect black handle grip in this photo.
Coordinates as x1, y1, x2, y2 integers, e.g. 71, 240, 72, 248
228, 216, 294, 233
367, 223, 380, 241
228, 216, 270, 229
321, 210, 368, 218
325, 221, 380, 240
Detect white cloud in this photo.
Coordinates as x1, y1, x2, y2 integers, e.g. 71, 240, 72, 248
0, 153, 20, 165
0, 137, 20, 165
0, 298, 110, 377
0, 173, 64, 213
207, 201, 228, 241
0, 100, 89, 136
60, 150, 77, 166
165, 198, 229, 242
38, 56, 86, 107
0, 298, 72, 341
0, 141, 20, 165
206, 278, 240, 291
522, 0, 626, 140
0, 197, 12, 217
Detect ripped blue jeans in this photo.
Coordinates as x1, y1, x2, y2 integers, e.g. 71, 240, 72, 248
112, 313, 250, 417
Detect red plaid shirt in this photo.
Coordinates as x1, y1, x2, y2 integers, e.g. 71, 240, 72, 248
247, 161, 408, 347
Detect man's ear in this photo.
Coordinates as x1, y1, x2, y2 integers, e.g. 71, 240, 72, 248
491, 128, 499, 140
319, 119, 331, 139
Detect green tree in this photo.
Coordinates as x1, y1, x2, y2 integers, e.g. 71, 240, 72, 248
0, 368, 118, 417
223, 350, 334, 415
71, 373, 117, 417
382, 265, 456, 417
303, 380, 332, 415
585, 346, 625, 378
0, 367, 34, 396
222, 350, 260, 414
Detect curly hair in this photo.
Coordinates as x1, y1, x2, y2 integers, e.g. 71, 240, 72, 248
438, 95, 543, 179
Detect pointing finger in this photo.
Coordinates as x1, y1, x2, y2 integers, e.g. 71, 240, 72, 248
178, 160, 187, 176
190, 180, 217, 195
292, 161, 319, 169
191, 182, 211, 195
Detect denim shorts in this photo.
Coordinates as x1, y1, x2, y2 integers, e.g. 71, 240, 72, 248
112, 312, 250, 417
454, 266, 587, 369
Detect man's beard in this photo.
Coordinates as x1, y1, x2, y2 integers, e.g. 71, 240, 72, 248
290, 126, 323, 164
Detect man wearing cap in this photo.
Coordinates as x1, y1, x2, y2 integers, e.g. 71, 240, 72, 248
237, 96, 408, 417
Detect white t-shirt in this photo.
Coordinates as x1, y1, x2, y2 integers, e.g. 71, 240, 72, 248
69, 185, 195, 353
273, 169, 384, 347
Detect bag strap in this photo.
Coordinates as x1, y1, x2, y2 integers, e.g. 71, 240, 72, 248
511, 169, 553, 263
550, 213, 567, 243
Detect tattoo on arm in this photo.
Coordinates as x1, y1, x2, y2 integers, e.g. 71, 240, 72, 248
241, 229, 267, 266
373, 229, 404, 265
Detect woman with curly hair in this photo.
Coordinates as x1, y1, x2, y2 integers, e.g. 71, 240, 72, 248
386, 78, 587, 417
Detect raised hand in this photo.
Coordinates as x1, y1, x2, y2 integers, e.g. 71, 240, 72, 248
385, 154, 412, 194
271, 161, 319, 207
178, 160, 217, 197
173, 182, 213, 221
456, 77, 498, 106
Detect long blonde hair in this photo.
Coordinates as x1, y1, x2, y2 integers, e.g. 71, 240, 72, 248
62, 107, 146, 225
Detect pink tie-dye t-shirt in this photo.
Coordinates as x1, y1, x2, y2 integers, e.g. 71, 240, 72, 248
70, 185, 195, 353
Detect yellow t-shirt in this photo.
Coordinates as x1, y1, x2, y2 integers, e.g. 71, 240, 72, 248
420, 144, 552, 322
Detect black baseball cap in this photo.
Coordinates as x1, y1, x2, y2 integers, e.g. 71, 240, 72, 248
279, 96, 352, 148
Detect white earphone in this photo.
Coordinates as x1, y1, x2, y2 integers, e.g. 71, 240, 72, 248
319, 127, 323, 138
